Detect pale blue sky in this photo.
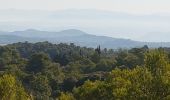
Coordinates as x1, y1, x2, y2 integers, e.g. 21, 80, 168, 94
0, 0, 170, 14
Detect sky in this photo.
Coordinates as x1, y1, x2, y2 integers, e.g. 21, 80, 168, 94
0, 0, 170, 15
0, 0, 170, 42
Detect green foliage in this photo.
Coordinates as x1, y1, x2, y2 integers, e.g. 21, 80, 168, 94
62, 77, 78, 92
95, 59, 115, 71
30, 74, 52, 99
58, 92, 75, 100
44, 63, 64, 83
144, 50, 170, 99
0, 47, 25, 72
90, 52, 100, 63
27, 52, 51, 73
73, 80, 102, 100
116, 49, 143, 68
73, 67, 153, 100
145, 49, 169, 76
2, 42, 170, 99
0, 74, 30, 100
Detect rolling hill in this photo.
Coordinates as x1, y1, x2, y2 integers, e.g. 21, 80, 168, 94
0, 29, 170, 48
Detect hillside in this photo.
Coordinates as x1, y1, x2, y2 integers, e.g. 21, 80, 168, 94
0, 29, 170, 48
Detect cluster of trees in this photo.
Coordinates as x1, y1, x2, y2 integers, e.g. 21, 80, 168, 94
0, 42, 170, 100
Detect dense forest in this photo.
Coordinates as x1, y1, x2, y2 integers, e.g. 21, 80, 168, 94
1, 41, 170, 100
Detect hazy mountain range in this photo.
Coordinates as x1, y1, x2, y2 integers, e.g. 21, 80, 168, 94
0, 29, 170, 49
0, 9, 170, 42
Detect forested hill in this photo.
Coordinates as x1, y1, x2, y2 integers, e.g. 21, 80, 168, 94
1, 42, 170, 99
1, 29, 170, 48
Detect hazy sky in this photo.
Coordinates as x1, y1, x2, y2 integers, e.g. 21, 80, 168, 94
0, 0, 170, 15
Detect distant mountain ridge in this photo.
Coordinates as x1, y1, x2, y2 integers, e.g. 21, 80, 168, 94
0, 29, 170, 48
1, 9, 170, 42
